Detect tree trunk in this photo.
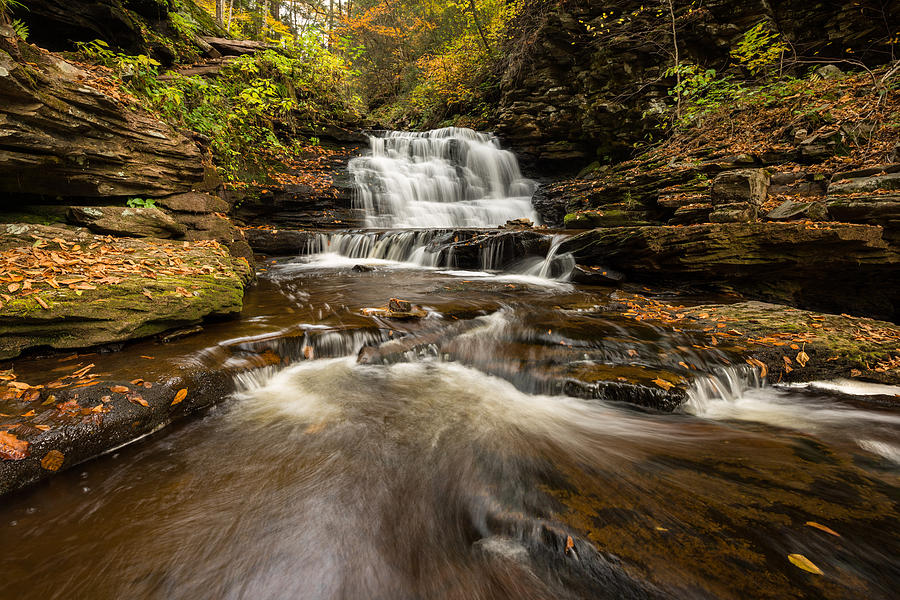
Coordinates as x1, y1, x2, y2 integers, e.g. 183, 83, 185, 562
216, 0, 224, 26
667, 0, 681, 122
467, 0, 490, 51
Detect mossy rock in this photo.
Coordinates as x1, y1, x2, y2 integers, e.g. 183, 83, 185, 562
0, 224, 251, 359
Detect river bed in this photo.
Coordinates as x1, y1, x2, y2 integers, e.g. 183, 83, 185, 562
1, 257, 898, 600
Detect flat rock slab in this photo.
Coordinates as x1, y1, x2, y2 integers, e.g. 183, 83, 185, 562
155, 192, 230, 214
68, 205, 187, 238
559, 222, 900, 321
0, 224, 252, 359
611, 294, 900, 386
243, 228, 317, 255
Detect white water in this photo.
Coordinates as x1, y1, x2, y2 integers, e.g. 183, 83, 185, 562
350, 127, 538, 228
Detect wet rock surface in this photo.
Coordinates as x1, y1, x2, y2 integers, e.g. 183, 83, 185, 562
560, 222, 900, 320
0, 224, 252, 360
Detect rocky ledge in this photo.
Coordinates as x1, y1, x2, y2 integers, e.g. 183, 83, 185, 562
0, 224, 253, 359
560, 222, 899, 321
0, 35, 204, 199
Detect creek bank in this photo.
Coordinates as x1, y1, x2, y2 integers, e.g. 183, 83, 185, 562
560, 222, 899, 321
611, 294, 900, 387
0, 224, 252, 360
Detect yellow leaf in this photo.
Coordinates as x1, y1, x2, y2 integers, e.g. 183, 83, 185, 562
41, 449, 65, 471
788, 553, 823, 575
171, 388, 188, 406
652, 378, 674, 391
796, 350, 810, 367
805, 521, 840, 537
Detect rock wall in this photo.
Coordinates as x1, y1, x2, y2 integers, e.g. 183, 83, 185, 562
496, 0, 899, 166
0, 35, 204, 199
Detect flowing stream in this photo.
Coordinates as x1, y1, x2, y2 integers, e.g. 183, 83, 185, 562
1, 129, 898, 600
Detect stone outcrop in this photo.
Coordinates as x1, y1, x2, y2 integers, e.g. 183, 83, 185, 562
497, 0, 898, 165
559, 222, 899, 320
0, 224, 252, 360
244, 228, 317, 255
67, 206, 187, 238
17, 0, 225, 60
0, 36, 204, 199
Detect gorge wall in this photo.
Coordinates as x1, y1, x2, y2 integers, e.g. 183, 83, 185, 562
496, 0, 899, 166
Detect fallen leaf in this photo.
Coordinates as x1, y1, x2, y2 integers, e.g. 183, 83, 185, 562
805, 521, 840, 537
171, 388, 188, 406
796, 350, 810, 367
7, 283, 20, 293
21, 410, 35, 417
127, 393, 149, 407
652, 378, 675, 391
565, 535, 575, 555
35, 296, 49, 309
788, 553, 823, 575
35, 424, 51, 431
0, 430, 30, 460
109, 385, 129, 393
40, 449, 65, 471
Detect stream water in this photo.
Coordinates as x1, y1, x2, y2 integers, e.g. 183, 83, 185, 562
1, 129, 898, 599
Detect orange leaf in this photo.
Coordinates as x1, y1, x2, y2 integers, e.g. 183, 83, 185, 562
41, 449, 65, 471
127, 393, 149, 407
788, 553, 823, 575
35, 296, 49, 309
805, 521, 840, 537
0, 430, 30, 460
171, 388, 188, 406
110, 385, 129, 393
652, 378, 675, 391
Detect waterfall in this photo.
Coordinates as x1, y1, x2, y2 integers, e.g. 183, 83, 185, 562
296, 127, 574, 282
349, 127, 539, 228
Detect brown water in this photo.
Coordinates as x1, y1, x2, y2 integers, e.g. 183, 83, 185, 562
1, 256, 899, 600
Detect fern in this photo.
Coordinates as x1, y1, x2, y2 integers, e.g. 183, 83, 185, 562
11, 18, 28, 40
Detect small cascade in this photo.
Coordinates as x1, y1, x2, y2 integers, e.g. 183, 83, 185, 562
306, 230, 446, 266
683, 364, 763, 412
349, 127, 538, 228
514, 234, 576, 280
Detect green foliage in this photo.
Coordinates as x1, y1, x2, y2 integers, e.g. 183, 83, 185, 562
76, 40, 161, 93
169, 11, 200, 39
10, 18, 27, 40
126, 198, 157, 208
134, 37, 361, 181
665, 64, 744, 126
731, 21, 789, 77
0, 0, 24, 17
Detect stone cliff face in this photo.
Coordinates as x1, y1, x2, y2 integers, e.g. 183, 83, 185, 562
0, 33, 204, 200
496, 0, 898, 166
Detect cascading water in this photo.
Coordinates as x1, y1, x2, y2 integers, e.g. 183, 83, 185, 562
349, 127, 538, 228
298, 127, 576, 282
